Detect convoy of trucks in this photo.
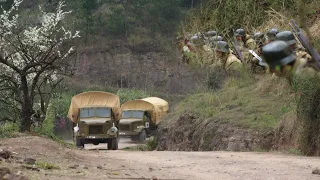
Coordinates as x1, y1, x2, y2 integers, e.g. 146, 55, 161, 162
67, 91, 168, 149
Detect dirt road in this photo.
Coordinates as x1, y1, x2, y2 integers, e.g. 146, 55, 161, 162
1, 136, 320, 180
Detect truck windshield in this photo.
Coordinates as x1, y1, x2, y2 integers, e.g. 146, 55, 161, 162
122, 110, 144, 119
80, 107, 111, 118
96, 108, 111, 118
80, 108, 95, 118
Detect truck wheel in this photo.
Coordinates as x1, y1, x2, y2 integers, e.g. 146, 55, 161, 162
108, 138, 118, 150
139, 130, 147, 143
75, 137, 83, 148
130, 136, 138, 142
92, 140, 99, 145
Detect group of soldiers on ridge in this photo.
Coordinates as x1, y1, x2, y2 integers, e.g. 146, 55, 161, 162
179, 21, 320, 80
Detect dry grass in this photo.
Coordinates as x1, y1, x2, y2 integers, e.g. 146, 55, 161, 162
310, 17, 320, 38
254, 8, 291, 33
274, 111, 300, 150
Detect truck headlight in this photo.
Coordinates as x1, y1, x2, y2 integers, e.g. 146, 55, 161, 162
73, 125, 79, 133
111, 127, 118, 133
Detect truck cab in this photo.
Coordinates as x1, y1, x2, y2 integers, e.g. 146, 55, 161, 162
68, 92, 121, 150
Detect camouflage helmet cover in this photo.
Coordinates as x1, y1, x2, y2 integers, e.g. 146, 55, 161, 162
215, 41, 230, 53
262, 40, 296, 68
276, 31, 296, 45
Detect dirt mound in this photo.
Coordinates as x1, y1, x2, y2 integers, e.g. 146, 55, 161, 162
0, 167, 28, 180
0, 135, 80, 162
157, 113, 274, 151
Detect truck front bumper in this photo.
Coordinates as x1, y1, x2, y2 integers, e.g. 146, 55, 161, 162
119, 131, 140, 136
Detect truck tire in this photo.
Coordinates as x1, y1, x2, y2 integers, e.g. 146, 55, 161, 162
75, 137, 83, 148
139, 130, 147, 143
108, 138, 118, 150
130, 136, 138, 142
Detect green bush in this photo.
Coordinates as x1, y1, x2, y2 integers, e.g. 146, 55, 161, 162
0, 122, 19, 138
291, 75, 320, 156
146, 136, 158, 150
116, 88, 150, 104
34, 93, 73, 139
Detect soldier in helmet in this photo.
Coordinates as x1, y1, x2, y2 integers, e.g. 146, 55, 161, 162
262, 40, 318, 77
214, 41, 242, 71
204, 30, 217, 38
253, 32, 266, 54
276, 31, 312, 63
266, 28, 279, 43
203, 31, 217, 49
234, 28, 256, 50
251, 32, 268, 73
209, 35, 223, 47
234, 28, 256, 65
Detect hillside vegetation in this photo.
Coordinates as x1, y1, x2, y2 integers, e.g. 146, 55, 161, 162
158, 0, 320, 155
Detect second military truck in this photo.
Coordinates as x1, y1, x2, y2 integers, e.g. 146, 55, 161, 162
119, 97, 169, 142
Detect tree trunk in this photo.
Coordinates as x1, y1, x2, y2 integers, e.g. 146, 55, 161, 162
20, 76, 33, 132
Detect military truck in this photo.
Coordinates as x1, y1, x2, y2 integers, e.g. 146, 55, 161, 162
67, 91, 121, 150
119, 97, 169, 142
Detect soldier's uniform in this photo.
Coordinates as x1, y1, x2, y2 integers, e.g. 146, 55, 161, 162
245, 34, 256, 50
224, 53, 242, 70
276, 31, 313, 64
262, 40, 319, 77
234, 29, 256, 65
213, 41, 242, 71
250, 32, 268, 73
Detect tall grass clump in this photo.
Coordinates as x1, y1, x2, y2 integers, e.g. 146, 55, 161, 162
291, 75, 320, 156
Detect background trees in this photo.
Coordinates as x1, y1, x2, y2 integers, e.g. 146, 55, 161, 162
0, 0, 79, 131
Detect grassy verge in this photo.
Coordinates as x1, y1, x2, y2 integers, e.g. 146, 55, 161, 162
167, 76, 293, 132
123, 136, 158, 151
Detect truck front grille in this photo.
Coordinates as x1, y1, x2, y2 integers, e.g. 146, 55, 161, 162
120, 124, 130, 131
89, 125, 103, 134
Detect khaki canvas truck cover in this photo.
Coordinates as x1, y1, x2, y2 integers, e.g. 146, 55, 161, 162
121, 97, 169, 124
67, 91, 121, 123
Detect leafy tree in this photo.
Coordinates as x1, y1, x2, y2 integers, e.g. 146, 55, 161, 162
0, 0, 80, 132
79, 0, 98, 43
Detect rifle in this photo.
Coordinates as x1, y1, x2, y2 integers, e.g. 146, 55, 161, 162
289, 19, 320, 68
232, 29, 244, 62
231, 41, 244, 62
248, 50, 267, 67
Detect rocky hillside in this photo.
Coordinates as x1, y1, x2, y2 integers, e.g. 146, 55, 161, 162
73, 41, 204, 94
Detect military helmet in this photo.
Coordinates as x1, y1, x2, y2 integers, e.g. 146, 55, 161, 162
190, 35, 199, 41
262, 40, 296, 68
211, 36, 223, 42
276, 31, 296, 45
266, 28, 279, 40
234, 29, 246, 37
204, 30, 217, 37
253, 32, 265, 43
215, 41, 230, 53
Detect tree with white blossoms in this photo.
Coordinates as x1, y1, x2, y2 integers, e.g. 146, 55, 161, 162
0, 0, 80, 131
